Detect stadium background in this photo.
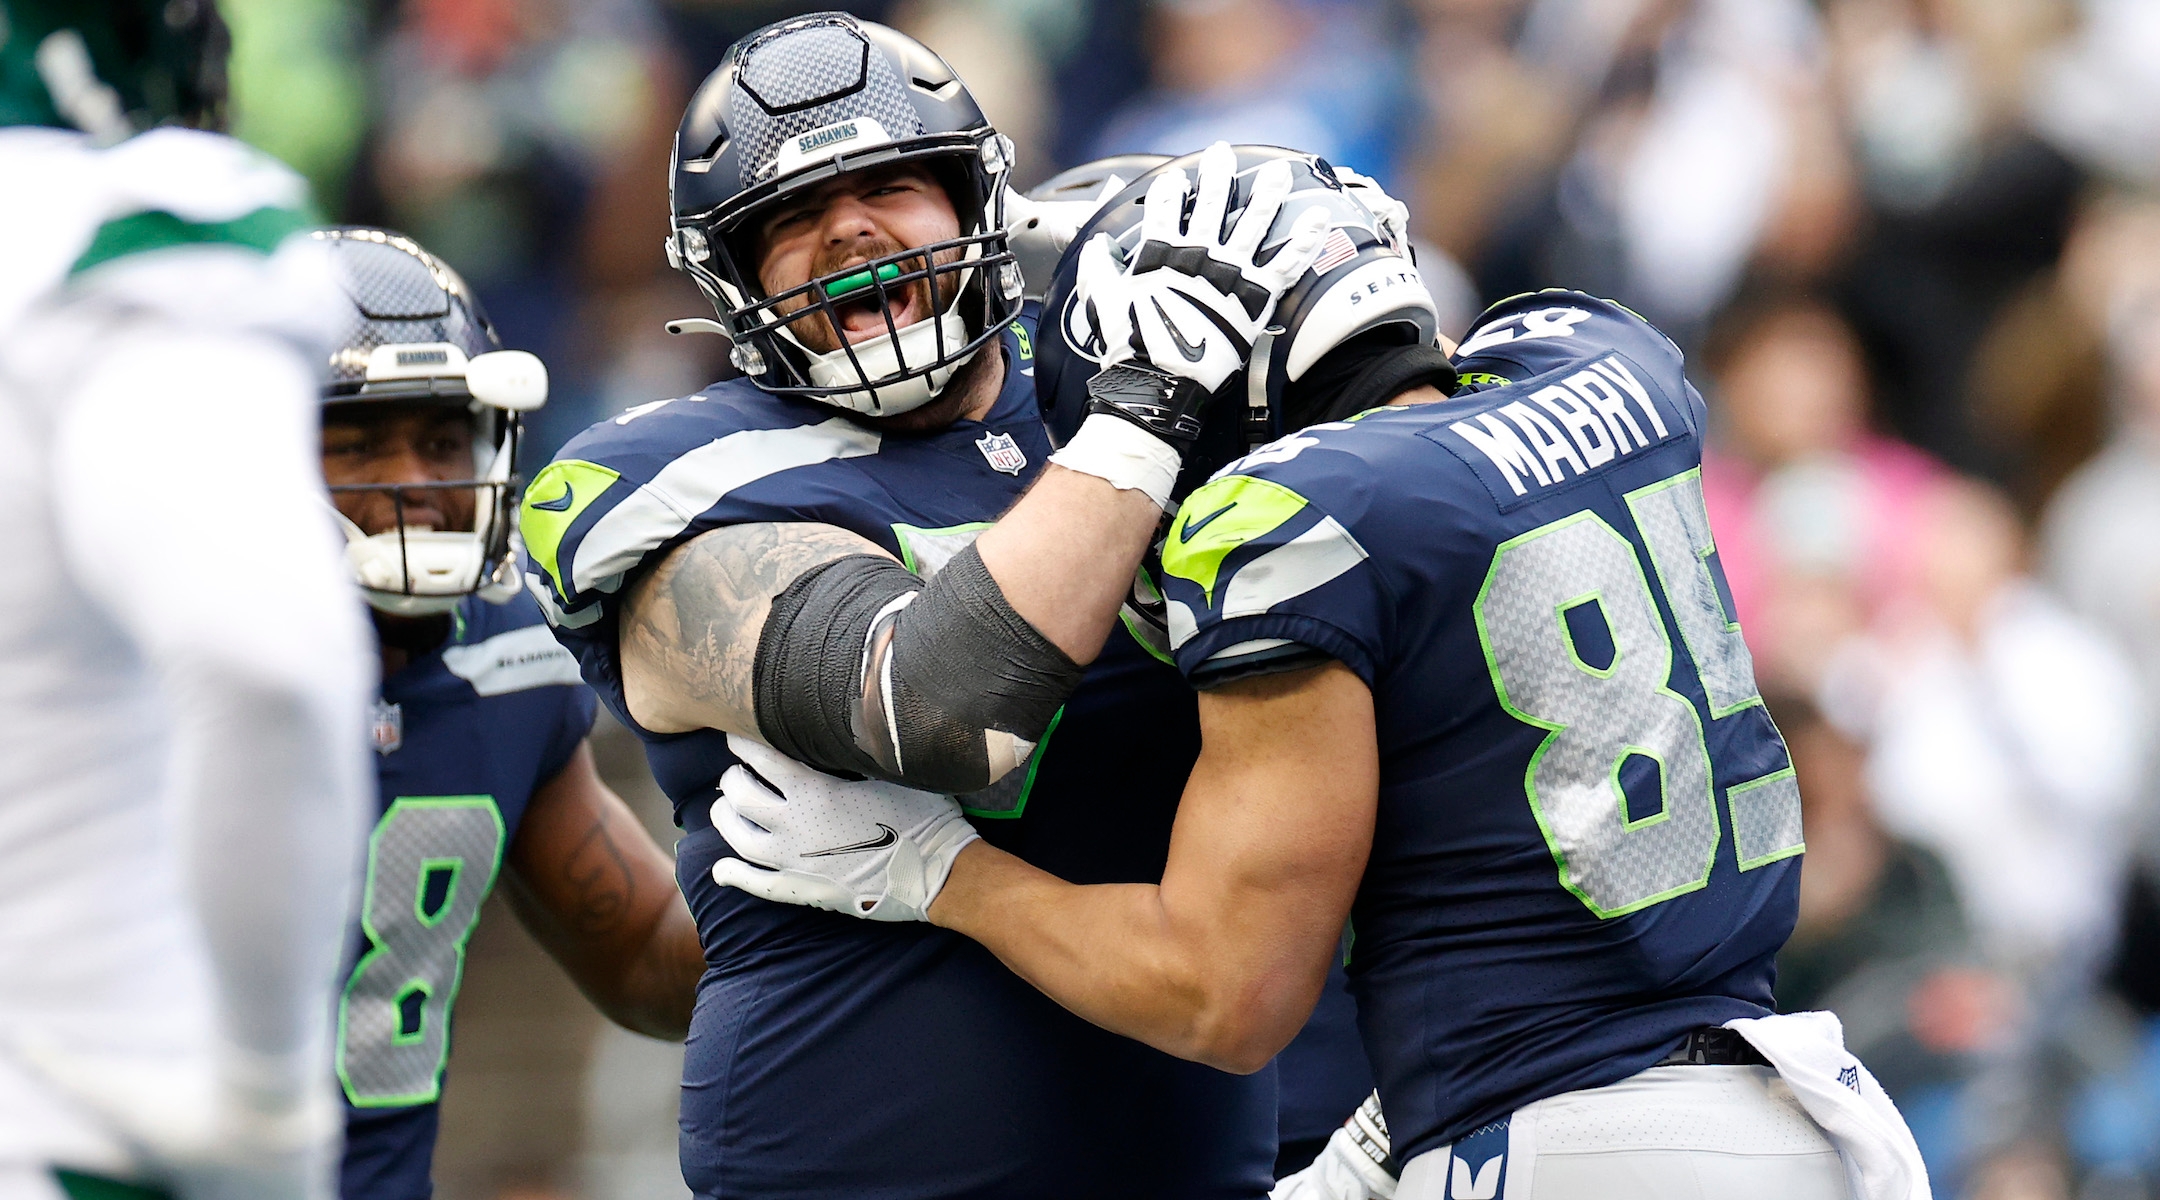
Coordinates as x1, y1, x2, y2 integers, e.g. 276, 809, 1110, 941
213, 1, 2160, 1198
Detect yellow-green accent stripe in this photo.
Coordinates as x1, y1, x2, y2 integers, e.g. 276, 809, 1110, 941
1161, 474, 1312, 604
520, 459, 622, 596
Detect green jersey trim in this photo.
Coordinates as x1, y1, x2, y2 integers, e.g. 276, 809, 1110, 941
522, 459, 624, 599
53, 1172, 173, 1200
1162, 474, 1313, 604
69, 205, 315, 276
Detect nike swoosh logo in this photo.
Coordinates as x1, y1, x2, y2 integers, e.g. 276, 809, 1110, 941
530, 484, 574, 512
802, 823, 898, 857
1153, 298, 1207, 363
1180, 501, 1236, 542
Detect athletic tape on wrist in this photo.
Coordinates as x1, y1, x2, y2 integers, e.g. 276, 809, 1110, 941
1046, 412, 1181, 510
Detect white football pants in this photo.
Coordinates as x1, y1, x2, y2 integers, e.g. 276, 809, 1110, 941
1397, 1064, 1854, 1200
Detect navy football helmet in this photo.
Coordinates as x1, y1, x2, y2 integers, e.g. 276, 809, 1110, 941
1009, 153, 1171, 301
314, 228, 547, 616
666, 12, 1020, 417
1037, 145, 1439, 495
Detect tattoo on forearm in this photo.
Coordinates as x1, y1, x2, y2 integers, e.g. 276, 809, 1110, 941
622, 522, 879, 733
558, 816, 636, 935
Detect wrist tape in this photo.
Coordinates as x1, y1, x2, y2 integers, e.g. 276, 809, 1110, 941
1047, 411, 1182, 510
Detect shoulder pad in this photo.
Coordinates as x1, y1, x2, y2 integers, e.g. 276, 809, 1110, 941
1, 128, 322, 337
523, 386, 881, 614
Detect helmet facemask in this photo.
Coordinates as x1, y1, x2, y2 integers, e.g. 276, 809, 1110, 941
666, 12, 1026, 418
675, 145, 1022, 417
324, 343, 548, 617
313, 224, 548, 618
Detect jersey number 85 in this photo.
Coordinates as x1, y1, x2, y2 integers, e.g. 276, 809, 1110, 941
1475, 469, 1803, 918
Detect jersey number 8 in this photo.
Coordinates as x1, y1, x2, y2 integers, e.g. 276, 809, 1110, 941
337, 796, 506, 1107
1475, 470, 1804, 918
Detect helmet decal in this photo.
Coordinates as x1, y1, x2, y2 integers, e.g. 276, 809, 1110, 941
729, 18, 924, 186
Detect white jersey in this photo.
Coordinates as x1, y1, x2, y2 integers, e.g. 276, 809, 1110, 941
0, 127, 371, 1187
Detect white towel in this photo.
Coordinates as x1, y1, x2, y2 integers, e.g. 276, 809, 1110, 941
1724, 1011, 1933, 1200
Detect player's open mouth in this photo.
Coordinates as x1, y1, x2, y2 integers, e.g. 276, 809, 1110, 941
822, 260, 924, 346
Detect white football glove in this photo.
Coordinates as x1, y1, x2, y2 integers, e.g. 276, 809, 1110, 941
1078, 140, 1331, 393
1272, 1092, 1398, 1200
708, 735, 980, 923
1332, 166, 1411, 257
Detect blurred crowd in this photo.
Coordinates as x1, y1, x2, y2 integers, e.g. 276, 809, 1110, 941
221, 1, 2160, 1198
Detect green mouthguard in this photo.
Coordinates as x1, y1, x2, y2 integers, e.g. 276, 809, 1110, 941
824, 262, 902, 300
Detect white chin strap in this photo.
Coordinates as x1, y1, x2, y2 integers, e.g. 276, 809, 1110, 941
802, 307, 977, 416
333, 512, 524, 617
770, 243, 987, 417
334, 433, 523, 617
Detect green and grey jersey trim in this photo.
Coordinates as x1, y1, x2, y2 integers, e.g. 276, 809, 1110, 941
69, 204, 315, 276
554, 416, 883, 600
1161, 472, 1370, 648
1159, 471, 1372, 686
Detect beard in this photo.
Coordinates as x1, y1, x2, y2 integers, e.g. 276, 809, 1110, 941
770, 238, 965, 355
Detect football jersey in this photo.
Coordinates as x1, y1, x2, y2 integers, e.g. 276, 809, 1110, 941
336, 589, 595, 1200
1275, 955, 1374, 1155
0, 127, 343, 1172
1158, 291, 1802, 1164
524, 319, 1277, 1200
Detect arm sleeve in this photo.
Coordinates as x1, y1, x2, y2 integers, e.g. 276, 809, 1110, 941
52, 323, 374, 1112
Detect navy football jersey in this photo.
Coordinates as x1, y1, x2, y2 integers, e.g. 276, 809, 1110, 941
1157, 292, 1802, 1164
338, 588, 596, 1200
523, 319, 1276, 1200
1275, 955, 1374, 1158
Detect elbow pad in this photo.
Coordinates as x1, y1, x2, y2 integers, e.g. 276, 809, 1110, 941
752, 545, 1084, 793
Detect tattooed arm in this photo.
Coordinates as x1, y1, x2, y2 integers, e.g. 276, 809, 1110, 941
618, 462, 1160, 785
619, 521, 890, 738
503, 741, 703, 1040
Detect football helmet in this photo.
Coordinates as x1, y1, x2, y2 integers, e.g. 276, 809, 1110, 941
665, 11, 1020, 418
1037, 146, 1439, 496
314, 228, 547, 617
0, 0, 230, 138
1008, 153, 1171, 302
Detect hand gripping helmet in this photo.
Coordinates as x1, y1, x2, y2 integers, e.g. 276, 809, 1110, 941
1038, 146, 1440, 495
315, 228, 548, 617
666, 11, 1020, 418
0, 0, 231, 137
1010, 153, 1171, 302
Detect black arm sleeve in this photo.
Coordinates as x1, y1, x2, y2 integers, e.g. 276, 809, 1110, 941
751, 545, 1085, 792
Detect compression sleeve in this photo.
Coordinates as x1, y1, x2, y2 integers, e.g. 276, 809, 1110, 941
753, 544, 1084, 793
52, 322, 373, 1123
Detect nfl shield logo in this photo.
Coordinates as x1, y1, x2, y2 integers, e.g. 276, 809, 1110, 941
976, 431, 1027, 475
370, 699, 404, 756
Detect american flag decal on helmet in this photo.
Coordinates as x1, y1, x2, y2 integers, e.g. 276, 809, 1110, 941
1311, 229, 1359, 275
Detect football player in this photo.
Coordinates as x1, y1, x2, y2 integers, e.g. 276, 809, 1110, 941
0, 4, 372, 1200
709, 158, 1935, 1199
519, 13, 1436, 1197
310, 228, 703, 1200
